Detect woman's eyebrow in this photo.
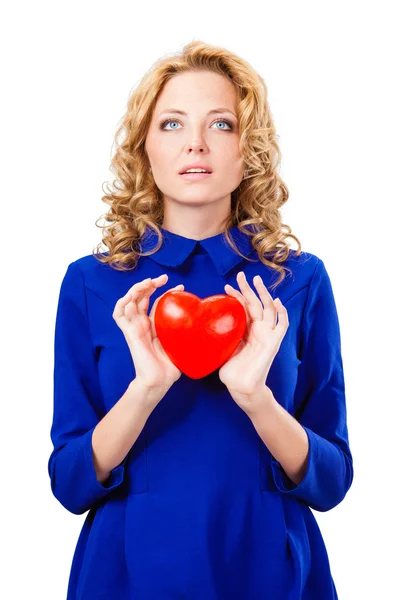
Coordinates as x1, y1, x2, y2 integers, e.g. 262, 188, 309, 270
158, 108, 237, 118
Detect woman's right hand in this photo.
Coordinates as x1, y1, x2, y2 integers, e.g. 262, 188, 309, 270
112, 274, 184, 392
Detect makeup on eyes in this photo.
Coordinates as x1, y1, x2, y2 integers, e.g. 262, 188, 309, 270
159, 118, 234, 131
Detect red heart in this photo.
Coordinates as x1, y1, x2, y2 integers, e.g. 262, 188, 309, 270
154, 290, 247, 379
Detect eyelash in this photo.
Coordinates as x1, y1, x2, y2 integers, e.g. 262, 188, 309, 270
159, 118, 233, 131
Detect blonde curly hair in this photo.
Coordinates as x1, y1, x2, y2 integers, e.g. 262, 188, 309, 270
93, 39, 302, 290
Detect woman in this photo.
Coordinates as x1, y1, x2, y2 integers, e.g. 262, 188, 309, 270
48, 40, 353, 599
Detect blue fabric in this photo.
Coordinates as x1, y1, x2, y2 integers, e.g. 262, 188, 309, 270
48, 224, 353, 599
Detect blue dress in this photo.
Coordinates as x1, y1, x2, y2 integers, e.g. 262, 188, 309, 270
48, 224, 353, 599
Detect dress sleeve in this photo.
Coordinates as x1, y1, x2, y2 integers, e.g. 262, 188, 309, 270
48, 261, 129, 515
270, 258, 354, 512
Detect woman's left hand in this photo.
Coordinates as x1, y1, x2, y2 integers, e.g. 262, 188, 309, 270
218, 271, 289, 414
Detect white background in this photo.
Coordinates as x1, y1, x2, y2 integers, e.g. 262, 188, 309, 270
2, 1, 399, 598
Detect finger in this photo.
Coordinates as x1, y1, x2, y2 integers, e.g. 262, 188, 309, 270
122, 280, 185, 322
135, 274, 171, 313
224, 284, 251, 329
149, 284, 184, 338
113, 275, 166, 319
128, 274, 166, 302
136, 274, 169, 314
253, 274, 276, 327
274, 298, 289, 333
113, 288, 137, 319
235, 272, 263, 321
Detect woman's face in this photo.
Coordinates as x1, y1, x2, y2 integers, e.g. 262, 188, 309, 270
144, 70, 245, 210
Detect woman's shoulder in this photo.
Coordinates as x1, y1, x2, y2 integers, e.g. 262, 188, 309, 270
70, 248, 138, 279
286, 248, 321, 269
253, 248, 323, 302
65, 252, 139, 310
275, 248, 323, 290
72, 250, 110, 271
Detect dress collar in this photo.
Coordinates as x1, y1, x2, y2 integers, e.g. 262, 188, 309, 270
139, 224, 257, 276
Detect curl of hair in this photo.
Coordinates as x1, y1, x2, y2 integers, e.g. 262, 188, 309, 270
93, 39, 302, 291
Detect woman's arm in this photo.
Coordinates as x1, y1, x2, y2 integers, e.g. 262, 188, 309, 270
92, 378, 169, 484
48, 261, 171, 515
253, 259, 354, 512
248, 386, 309, 486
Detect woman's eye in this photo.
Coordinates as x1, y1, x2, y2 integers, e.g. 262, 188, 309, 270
161, 119, 181, 130
160, 118, 233, 131
212, 119, 232, 130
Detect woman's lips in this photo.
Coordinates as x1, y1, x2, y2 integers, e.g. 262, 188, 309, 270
179, 172, 213, 180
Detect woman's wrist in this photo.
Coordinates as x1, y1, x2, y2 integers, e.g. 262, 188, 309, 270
128, 377, 173, 413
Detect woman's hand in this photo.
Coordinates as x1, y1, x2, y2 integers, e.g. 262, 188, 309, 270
218, 271, 289, 414
113, 274, 184, 392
